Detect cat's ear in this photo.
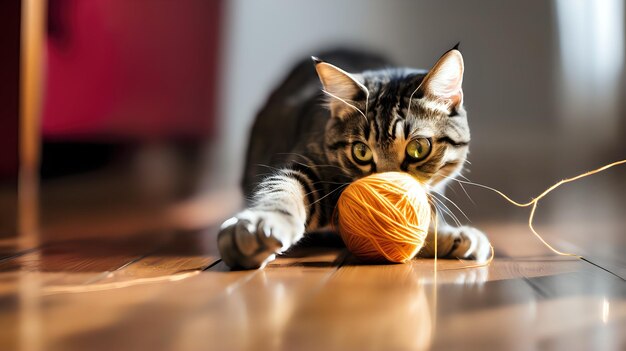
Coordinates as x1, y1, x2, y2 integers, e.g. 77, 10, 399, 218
312, 57, 368, 115
419, 46, 464, 110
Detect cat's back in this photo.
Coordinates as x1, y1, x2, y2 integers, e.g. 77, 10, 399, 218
242, 49, 390, 194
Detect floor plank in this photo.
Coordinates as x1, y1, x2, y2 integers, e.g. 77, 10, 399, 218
1, 220, 624, 350
73, 229, 221, 287
33, 247, 345, 351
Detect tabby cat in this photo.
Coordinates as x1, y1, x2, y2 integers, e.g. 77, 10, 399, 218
218, 46, 490, 269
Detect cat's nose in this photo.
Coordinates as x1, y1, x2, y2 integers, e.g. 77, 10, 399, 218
375, 159, 399, 173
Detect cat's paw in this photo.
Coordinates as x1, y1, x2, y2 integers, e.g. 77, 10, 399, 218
217, 210, 304, 269
448, 226, 491, 262
453, 267, 489, 285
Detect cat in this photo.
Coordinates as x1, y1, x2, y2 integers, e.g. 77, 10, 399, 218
218, 45, 491, 269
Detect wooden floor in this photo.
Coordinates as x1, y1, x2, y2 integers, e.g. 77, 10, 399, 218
1, 182, 625, 350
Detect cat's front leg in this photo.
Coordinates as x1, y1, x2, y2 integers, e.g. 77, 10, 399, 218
218, 170, 310, 269
418, 224, 491, 262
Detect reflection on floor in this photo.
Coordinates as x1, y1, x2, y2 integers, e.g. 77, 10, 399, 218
0, 216, 624, 351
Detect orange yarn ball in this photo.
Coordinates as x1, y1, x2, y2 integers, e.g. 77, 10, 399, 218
336, 172, 431, 263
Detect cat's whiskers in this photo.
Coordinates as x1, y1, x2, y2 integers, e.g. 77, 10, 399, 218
441, 173, 478, 205
431, 200, 455, 228
428, 193, 462, 227
442, 176, 511, 201
364, 87, 370, 120
446, 183, 459, 196
405, 76, 426, 119
457, 173, 471, 181
308, 182, 350, 208
322, 90, 368, 121
290, 160, 346, 171
275, 152, 313, 162
276, 153, 346, 169
429, 187, 471, 223
256, 163, 281, 171
456, 179, 476, 205
427, 196, 454, 228
301, 180, 351, 199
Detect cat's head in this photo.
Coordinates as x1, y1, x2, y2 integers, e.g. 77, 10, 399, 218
314, 46, 469, 188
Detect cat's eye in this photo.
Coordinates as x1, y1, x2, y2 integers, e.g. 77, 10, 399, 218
405, 138, 431, 162
351, 142, 373, 164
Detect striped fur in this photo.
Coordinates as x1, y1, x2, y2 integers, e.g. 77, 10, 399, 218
218, 47, 490, 269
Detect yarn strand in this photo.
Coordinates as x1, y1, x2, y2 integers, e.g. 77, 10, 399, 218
454, 159, 626, 259
423, 159, 624, 271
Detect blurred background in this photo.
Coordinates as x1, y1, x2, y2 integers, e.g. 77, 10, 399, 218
0, 0, 625, 251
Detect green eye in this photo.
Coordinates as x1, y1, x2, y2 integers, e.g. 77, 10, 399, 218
351, 142, 373, 164
406, 138, 431, 161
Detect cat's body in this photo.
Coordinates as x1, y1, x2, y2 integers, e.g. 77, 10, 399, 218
219, 47, 490, 269
242, 51, 391, 226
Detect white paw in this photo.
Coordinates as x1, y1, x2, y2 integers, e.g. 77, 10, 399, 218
217, 209, 304, 269
453, 267, 489, 285
449, 226, 491, 262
